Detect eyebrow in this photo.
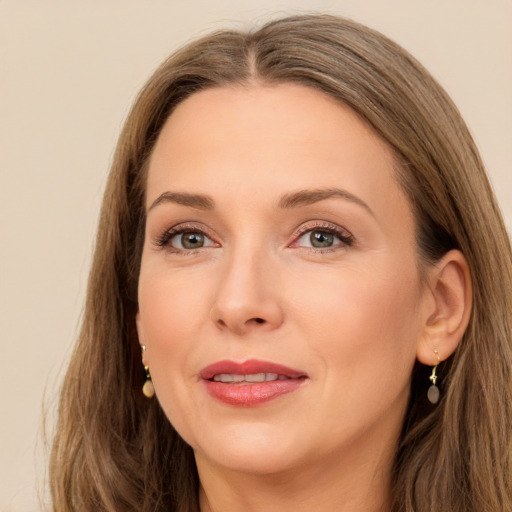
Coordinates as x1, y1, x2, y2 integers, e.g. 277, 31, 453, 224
148, 191, 215, 212
278, 188, 375, 217
147, 187, 374, 217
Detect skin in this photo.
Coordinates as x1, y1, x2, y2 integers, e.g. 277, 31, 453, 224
136, 84, 470, 512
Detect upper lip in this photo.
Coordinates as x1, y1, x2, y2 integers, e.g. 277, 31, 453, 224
199, 359, 308, 380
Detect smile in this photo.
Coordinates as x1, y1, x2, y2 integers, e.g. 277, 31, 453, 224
200, 359, 308, 406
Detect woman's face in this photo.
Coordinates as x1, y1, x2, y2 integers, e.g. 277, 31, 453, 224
137, 84, 430, 476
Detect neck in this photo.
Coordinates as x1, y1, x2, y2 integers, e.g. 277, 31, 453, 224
196, 433, 395, 512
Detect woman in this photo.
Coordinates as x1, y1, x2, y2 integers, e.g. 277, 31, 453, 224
49, 14, 512, 512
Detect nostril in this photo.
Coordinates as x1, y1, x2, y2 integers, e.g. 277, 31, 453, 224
254, 318, 265, 324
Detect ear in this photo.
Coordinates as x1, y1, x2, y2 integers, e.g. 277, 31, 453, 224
416, 249, 472, 365
135, 310, 149, 366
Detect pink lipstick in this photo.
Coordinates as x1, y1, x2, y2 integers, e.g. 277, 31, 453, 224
200, 359, 308, 406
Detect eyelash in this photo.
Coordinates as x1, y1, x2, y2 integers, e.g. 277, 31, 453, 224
153, 221, 354, 254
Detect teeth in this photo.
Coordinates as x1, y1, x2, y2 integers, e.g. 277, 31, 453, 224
245, 373, 266, 382
212, 373, 287, 383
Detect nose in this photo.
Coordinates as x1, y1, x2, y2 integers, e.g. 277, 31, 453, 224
210, 247, 284, 335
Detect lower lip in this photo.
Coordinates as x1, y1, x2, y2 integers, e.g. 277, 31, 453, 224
203, 379, 305, 407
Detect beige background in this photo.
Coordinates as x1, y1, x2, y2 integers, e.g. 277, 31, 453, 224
1, 1, 510, 510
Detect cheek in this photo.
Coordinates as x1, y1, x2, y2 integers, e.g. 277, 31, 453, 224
286, 261, 422, 445
137, 269, 212, 385
138, 265, 211, 335
137, 270, 210, 434
294, 260, 422, 376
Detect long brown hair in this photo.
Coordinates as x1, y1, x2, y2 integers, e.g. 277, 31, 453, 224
50, 14, 512, 512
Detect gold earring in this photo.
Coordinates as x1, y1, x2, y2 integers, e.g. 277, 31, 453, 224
427, 349, 441, 404
141, 345, 155, 398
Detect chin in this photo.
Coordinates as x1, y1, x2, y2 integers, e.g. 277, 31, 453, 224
189, 422, 309, 475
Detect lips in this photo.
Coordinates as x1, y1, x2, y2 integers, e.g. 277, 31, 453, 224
200, 359, 308, 406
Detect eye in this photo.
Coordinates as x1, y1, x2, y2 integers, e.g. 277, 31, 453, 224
155, 225, 218, 252
306, 231, 336, 248
169, 230, 215, 250
292, 224, 354, 250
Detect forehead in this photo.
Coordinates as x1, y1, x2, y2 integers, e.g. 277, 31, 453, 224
146, 84, 409, 223
151, 84, 394, 162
